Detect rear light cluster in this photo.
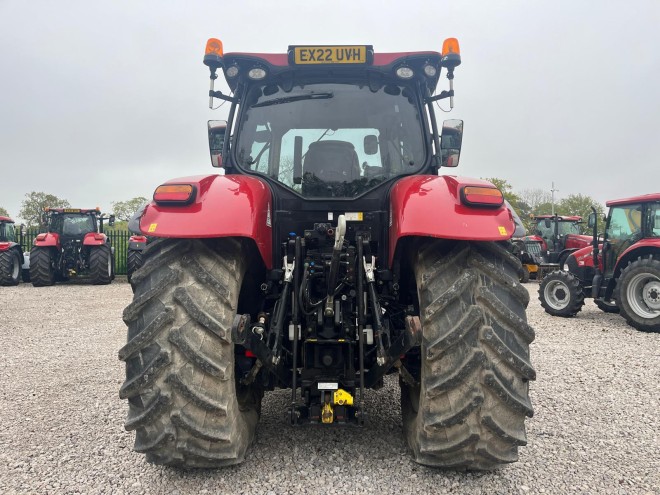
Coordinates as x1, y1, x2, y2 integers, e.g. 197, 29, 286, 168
460, 186, 504, 207
153, 184, 196, 205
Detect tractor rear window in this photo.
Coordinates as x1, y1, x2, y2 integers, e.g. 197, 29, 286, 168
235, 82, 426, 198
56, 214, 96, 236
0, 223, 14, 242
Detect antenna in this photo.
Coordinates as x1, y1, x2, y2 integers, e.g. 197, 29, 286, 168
551, 182, 559, 215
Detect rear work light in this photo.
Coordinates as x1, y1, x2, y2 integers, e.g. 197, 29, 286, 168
153, 184, 196, 205
460, 186, 504, 207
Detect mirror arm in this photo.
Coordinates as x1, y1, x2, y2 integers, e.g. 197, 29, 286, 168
426, 99, 442, 172
425, 90, 454, 103
209, 90, 237, 103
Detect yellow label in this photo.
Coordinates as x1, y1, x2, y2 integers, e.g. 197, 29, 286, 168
148, 223, 157, 233
498, 226, 507, 236
293, 45, 368, 64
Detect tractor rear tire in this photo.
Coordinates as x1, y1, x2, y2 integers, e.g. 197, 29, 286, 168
594, 299, 619, 314
119, 238, 261, 467
0, 249, 21, 286
30, 247, 55, 287
538, 271, 584, 317
126, 249, 143, 285
402, 240, 535, 470
615, 257, 660, 332
89, 245, 112, 285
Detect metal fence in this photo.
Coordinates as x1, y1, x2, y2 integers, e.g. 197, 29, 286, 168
20, 229, 133, 275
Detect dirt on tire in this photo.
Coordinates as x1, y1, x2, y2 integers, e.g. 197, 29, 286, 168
401, 240, 535, 470
118, 238, 261, 467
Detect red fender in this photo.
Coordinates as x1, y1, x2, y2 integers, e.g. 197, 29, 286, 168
389, 175, 515, 265
33, 232, 61, 249
82, 232, 108, 246
140, 174, 273, 268
0, 241, 17, 252
614, 239, 660, 273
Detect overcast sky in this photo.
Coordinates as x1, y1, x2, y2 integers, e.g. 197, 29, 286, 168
1, 0, 658, 221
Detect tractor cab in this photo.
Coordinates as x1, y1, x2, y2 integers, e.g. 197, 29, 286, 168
0, 217, 17, 243
599, 198, 660, 281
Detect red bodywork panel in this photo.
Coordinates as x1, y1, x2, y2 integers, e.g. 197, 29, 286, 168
83, 232, 108, 246
617, 239, 660, 267
34, 232, 60, 249
140, 174, 273, 269
564, 234, 591, 250
572, 245, 599, 269
534, 215, 582, 221
0, 241, 19, 252
607, 193, 660, 206
389, 175, 515, 265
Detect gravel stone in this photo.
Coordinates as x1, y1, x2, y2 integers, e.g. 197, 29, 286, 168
0, 281, 658, 494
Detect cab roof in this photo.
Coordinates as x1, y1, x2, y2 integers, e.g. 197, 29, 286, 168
0, 216, 13, 223
606, 193, 660, 207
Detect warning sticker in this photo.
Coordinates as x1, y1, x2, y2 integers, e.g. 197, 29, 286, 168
344, 212, 363, 221
498, 226, 508, 236
148, 223, 157, 233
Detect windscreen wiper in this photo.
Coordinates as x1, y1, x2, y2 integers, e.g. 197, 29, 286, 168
251, 92, 333, 108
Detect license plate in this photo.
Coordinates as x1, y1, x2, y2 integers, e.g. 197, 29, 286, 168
290, 45, 370, 65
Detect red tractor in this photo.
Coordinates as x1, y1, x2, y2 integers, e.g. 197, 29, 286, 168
119, 38, 535, 470
30, 208, 116, 286
528, 214, 592, 265
0, 216, 28, 285
539, 193, 660, 332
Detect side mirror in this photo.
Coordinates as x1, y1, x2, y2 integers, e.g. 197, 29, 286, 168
108, 215, 115, 227
364, 135, 378, 155
20, 224, 26, 236
544, 219, 551, 229
208, 120, 227, 168
41, 212, 48, 225
587, 213, 596, 229
439, 119, 463, 168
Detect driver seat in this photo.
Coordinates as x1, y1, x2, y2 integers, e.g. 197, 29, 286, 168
303, 140, 361, 183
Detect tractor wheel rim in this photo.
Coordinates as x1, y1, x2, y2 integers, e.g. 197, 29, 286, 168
626, 273, 660, 318
544, 279, 570, 310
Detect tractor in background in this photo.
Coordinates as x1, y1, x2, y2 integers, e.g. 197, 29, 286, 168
0, 216, 29, 285
526, 214, 591, 268
30, 208, 116, 286
119, 38, 535, 470
539, 193, 660, 332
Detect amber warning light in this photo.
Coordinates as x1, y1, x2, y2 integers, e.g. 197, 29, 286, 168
204, 38, 223, 69
460, 186, 504, 207
153, 184, 195, 205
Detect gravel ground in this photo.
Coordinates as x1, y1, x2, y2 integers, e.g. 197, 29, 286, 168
0, 281, 658, 495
